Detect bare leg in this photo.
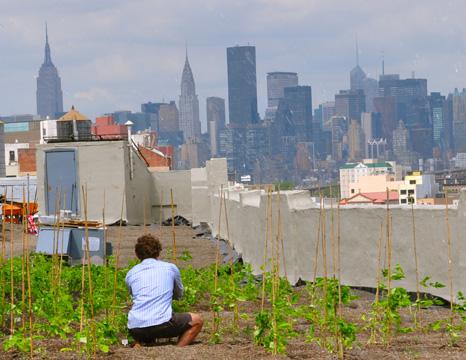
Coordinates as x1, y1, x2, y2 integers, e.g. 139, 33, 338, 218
177, 313, 203, 346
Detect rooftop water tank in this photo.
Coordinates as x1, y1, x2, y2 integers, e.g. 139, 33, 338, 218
57, 106, 92, 141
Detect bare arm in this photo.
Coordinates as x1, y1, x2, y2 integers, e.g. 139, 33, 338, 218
173, 265, 184, 300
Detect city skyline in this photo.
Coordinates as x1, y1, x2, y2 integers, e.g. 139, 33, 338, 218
1, 1, 466, 128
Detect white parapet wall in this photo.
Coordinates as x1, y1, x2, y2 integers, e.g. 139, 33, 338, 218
210, 186, 466, 302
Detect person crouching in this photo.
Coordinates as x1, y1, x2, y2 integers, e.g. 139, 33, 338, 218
125, 234, 203, 346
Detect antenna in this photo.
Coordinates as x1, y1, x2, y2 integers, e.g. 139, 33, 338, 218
355, 34, 359, 66
382, 51, 385, 76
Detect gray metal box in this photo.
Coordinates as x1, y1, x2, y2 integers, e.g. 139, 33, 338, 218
36, 227, 72, 255
36, 227, 112, 266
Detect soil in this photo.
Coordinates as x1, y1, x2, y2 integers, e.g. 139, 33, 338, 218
1, 224, 466, 359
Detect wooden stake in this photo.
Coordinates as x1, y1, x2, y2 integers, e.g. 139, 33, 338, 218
330, 187, 336, 278
82, 185, 97, 356
111, 191, 125, 323
170, 189, 177, 263
261, 187, 272, 311
385, 188, 392, 345
21, 187, 26, 330
9, 193, 14, 335
1, 188, 6, 328
312, 199, 322, 283
102, 191, 109, 320
212, 186, 223, 339
410, 201, 421, 328
159, 189, 163, 234
445, 199, 454, 330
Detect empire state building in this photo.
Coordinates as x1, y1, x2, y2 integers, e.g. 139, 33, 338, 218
36, 25, 63, 119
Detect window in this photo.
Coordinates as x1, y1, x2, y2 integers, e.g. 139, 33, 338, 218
410, 180, 416, 184
400, 189, 406, 195
408, 189, 415, 195
401, 199, 407, 204
351, 189, 355, 194
9, 151, 15, 163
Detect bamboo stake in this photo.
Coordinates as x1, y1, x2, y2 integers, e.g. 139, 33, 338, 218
222, 186, 238, 328
102, 191, 109, 320
261, 187, 272, 311
159, 189, 163, 234
25, 213, 33, 358
21, 187, 26, 330
385, 188, 392, 345
312, 198, 322, 283
320, 196, 329, 343
212, 186, 223, 339
445, 199, 454, 332
375, 221, 384, 304
336, 201, 343, 359
1, 188, 6, 328
271, 190, 281, 355
170, 189, 177, 263
82, 185, 97, 356
58, 193, 66, 287
10, 193, 14, 335
330, 186, 336, 278
111, 191, 125, 323
410, 201, 421, 328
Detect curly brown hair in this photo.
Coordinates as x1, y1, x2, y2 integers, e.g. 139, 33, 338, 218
135, 234, 162, 260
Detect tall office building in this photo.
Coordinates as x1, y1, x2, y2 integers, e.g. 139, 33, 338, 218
36, 25, 63, 119
206, 97, 226, 156
348, 120, 365, 161
179, 51, 201, 141
227, 45, 259, 126
266, 72, 298, 108
276, 86, 313, 142
350, 43, 378, 112
335, 89, 365, 122
429, 92, 451, 157
321, 101, 336, 131
377, 75, 428, 129
452, 88, 466, 153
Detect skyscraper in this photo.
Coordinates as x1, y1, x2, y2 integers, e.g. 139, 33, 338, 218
349, 42, 378, 112
429, 92, 451, 157
266, 72, 298, 108
179, 50, 201, 141
452, 88, 466, 153
227, 45, 259, 126
206, 97, 226, 156
36, 25, 63, 119
335, 89, 365, 122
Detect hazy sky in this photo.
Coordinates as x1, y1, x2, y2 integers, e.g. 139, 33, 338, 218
1, 0, 466, 130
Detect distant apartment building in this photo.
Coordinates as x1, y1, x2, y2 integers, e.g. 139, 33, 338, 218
92, 115, 127, 139
339, 160, 394, 199
398, 171, 439, 205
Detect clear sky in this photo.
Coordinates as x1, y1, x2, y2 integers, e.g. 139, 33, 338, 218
1, 0, 466, 130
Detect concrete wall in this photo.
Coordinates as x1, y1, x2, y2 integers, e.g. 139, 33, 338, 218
151, 170, 192, 223
211, 187, 466, 301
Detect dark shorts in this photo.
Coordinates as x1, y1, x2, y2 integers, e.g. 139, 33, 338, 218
129, 313, 192, 343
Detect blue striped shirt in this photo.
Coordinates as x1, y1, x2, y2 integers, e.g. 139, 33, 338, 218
125, 258, 183, 329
